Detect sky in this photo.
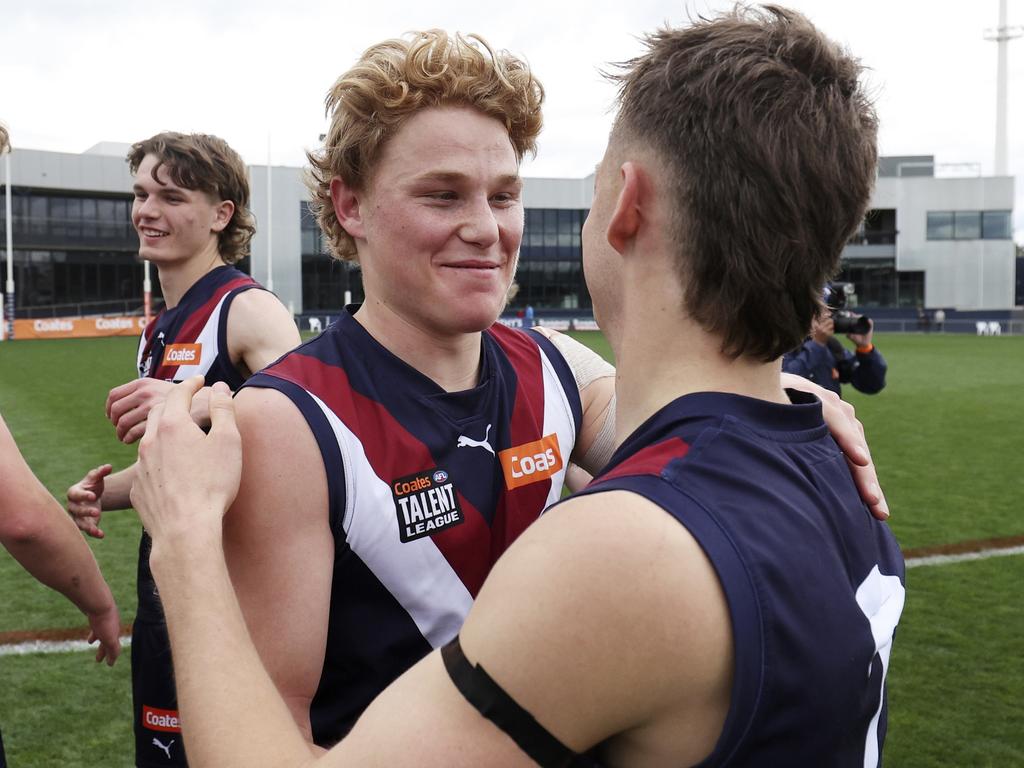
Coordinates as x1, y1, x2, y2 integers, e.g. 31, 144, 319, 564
2, 0, 1023, 243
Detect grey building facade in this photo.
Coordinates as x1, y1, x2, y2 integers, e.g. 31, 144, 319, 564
1, 145, 1017, 319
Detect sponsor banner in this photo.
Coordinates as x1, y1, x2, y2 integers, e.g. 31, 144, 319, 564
571, 319, 601, 331
536, 319, 571, 331
499, 433, 564, 490
12, 315, 147, 340
163, 343, 202, 365
142, 705, 182, 733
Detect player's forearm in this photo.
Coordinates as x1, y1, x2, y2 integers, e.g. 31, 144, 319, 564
3, 492, 117, 617
151, 528, 320, 768
101, 465, 136, 510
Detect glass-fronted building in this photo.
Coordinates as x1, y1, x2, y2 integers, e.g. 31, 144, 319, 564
1, 146, 1017, 320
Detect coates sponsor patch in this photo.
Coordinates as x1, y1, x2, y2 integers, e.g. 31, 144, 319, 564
499, 433, 563, 490
163, 343, 201, 365
142, 705, 181, 733
392, 468, 463, 543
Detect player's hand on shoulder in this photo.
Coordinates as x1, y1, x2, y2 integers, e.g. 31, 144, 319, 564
131, 378, 241, 551
66, 463, 113, 539
106, 378, 176, 444
780, 372, 889, 521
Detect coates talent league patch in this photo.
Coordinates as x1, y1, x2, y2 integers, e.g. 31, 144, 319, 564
392, 468, 464, 543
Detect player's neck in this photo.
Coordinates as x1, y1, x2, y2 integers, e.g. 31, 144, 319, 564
353, 302, 483, 393
611, 284, 788, 442
157, 246, 227, 309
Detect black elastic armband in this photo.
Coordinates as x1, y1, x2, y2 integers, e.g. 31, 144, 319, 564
441, 636, 596, 768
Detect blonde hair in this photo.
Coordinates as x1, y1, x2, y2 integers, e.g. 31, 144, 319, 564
307, 30, 544, 262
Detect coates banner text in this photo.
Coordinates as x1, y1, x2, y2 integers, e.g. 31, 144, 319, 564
12, 316, 147, 340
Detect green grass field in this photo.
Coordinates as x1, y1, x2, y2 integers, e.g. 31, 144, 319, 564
1, 331, 1023, 765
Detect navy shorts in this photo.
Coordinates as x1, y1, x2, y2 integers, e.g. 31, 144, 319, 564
132, 620, 188, 767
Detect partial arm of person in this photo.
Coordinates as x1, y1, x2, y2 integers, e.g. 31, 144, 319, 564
107, 288, 301, 445
532, 328, 617, 476
780, 338, 834, 383
1, 415, 121, 664
133, 383, 731, 766
227, 287, 303, 377
220, 384, 334, 745
842, 321, 887, 395
67, 462, 136, 538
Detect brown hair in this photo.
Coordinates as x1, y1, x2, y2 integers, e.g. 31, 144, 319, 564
127, 132, 255, 265
610, 5, 878, 360
0, 124, 9, 154
307, 30, 544, 262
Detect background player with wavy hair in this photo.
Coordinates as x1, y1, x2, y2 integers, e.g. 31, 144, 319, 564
66, 132, 300, 768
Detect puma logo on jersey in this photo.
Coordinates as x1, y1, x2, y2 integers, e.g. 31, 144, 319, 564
164, 343, 201, 365
499, 434, 563, 489
152, 738, 175, 759
457, 424, 494, 456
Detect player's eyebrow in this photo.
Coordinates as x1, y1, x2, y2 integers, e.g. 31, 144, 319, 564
410, 171, 522, 188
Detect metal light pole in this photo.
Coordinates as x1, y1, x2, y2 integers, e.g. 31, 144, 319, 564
143, 259, 152, 325
4, 136, 14, 341
985, 0, 1023, 175
266, 133, 274, 292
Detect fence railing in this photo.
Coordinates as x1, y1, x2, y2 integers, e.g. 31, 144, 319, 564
871, 319, 1022, 335
14, 299, 145, 319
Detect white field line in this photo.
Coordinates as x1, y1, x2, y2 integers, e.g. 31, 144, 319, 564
2, 544, 1023, 656
0, 635, 132, 656
904, 544, 1024, 569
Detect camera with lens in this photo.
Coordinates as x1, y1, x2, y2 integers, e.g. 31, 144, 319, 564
824, 282, 871, 335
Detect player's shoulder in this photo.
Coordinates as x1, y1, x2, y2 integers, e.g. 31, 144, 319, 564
225, 285, 301, 358
462, 487, 731, 754
484, 488, 721, 628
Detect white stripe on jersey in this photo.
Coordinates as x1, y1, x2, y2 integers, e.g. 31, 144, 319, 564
167, 293, 229, 380
308, 392, 475, 649
537, 346, 578, 512
136, 292, 230, 381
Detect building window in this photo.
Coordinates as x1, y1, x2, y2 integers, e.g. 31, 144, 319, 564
515, 207, 590, 309
926, 212, 954, 240
927, 210, 1013, 241
299, 202, 363, 311
982, 210, 1012, 240
953, 211, 981, 240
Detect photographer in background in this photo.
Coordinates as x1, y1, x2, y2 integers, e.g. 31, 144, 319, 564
783, 282, 887, 397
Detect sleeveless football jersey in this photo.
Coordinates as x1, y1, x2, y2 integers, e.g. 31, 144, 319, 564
133, 265, 263, 768
243, 309, 583, 744
136, 265, 259, 390
573, 390, 905, 767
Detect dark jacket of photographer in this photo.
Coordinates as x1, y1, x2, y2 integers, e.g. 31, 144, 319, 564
783, 337, 887, 397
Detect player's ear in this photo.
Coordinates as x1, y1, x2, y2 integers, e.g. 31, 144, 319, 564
330, 177, 366, 240
607, 161, 645, 255
211, 200, 235, 233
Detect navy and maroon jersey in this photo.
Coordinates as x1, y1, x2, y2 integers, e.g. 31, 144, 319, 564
243, 308, 583, 745
572, 390, 905, 767
136, 265, 260, 390
133, 264, 263, 768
